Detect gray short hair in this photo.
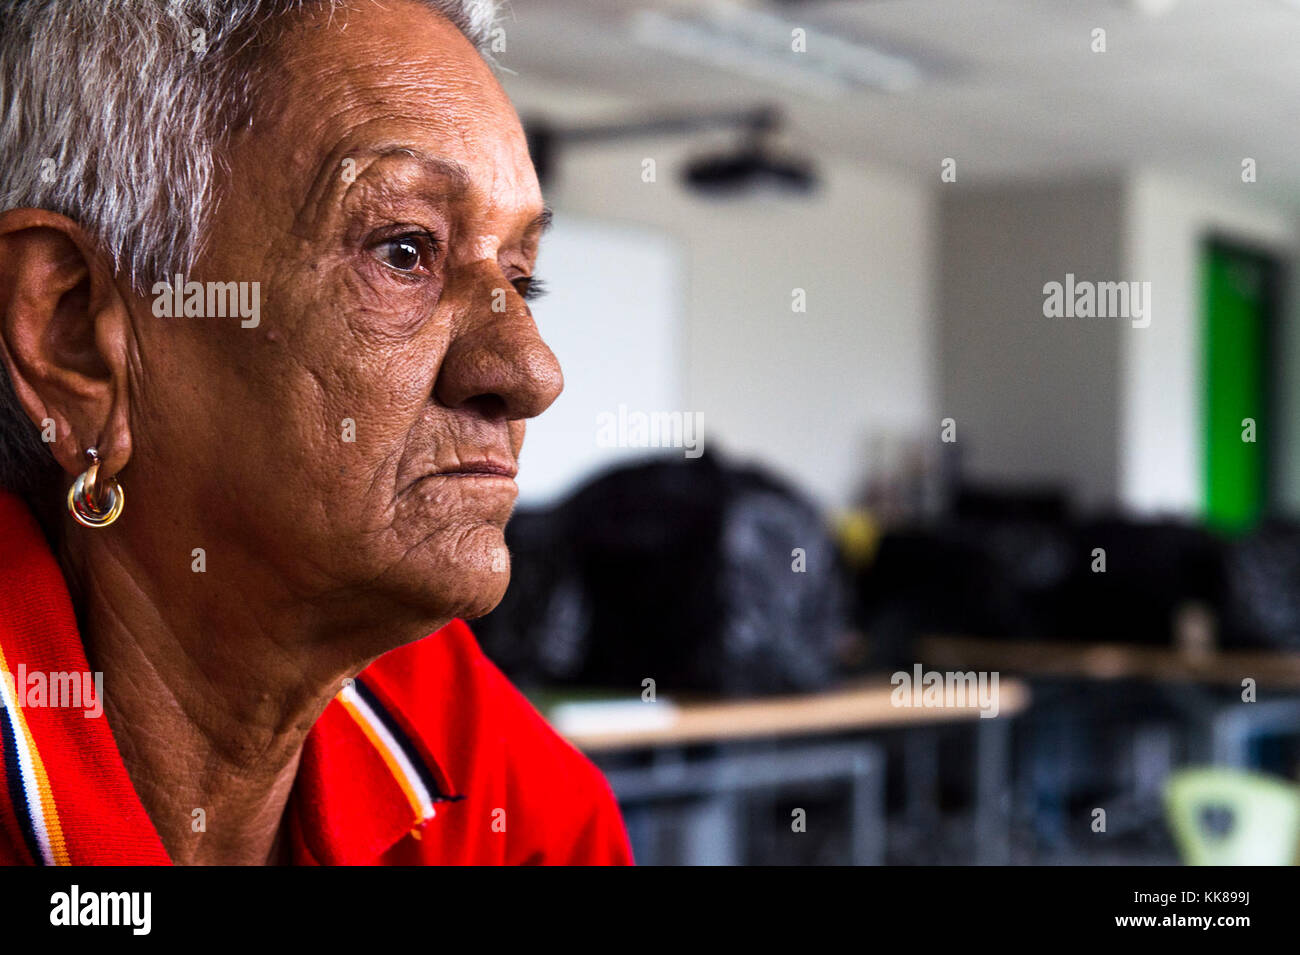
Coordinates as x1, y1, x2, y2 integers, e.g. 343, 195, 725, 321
0, 0, 500, 497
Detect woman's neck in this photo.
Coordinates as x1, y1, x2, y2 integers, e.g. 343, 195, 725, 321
58, 528, 364, 865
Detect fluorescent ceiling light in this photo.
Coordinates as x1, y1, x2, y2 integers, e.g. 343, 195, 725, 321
631, 2, 923, 98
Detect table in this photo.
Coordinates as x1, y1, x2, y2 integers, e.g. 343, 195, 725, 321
558, 675, 1030, 865
562, 676, 1030, 752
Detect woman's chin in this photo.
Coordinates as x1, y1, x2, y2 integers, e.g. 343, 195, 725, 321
390, 529, 512, 623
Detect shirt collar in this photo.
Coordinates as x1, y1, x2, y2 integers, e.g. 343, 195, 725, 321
0, 493, 167, 864
291, 672, 462, 864
0, 491, 457, 865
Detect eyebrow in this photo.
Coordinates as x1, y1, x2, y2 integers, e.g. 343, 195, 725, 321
373, 146, 472, 194
324, 146, 551, 242
383, 147, 551, 237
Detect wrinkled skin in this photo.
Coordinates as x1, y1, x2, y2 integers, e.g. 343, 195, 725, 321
0, 0, 561, 864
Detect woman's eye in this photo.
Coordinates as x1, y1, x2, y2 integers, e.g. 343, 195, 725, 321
370, 233, 437, 273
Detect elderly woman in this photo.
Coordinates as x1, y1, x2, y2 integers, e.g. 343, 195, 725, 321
0, 0, 631, 865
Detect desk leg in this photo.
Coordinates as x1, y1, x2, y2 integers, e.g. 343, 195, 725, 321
903, 730, 941, 828
621, 804, 656, 866
1211, 708, 1251, 768
852, 753, 887, 865
682, 791, 742, 866
975, 717, 1012, 865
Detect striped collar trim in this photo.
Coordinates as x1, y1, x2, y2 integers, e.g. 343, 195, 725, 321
336, 677, 460, 826
0, 663, 458, 865
0, 639, 70, 866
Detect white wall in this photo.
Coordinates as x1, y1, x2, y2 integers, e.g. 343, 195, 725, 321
936, 180, 1127, 511
934, 171, 1300, 518
538, 134, 935, 511
1121, 171, 1298, 517
518, 216, 685, 506
508, 82, 1300, 519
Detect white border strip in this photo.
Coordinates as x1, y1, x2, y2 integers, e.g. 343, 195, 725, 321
340, 682, 435, 821
0, 672, 53, 865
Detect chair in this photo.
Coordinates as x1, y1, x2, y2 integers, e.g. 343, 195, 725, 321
1165, 768, 1300, 865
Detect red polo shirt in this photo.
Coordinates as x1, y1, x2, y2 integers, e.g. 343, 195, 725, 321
0, 493, 632, 865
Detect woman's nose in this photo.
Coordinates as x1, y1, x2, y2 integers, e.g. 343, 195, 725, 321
433, 270, 564, 421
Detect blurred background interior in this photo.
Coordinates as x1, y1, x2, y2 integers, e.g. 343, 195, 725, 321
474, 0, 1300, 864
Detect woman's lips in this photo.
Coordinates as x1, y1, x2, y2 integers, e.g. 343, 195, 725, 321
434, 460, 518, 479
400, 456, 519, 498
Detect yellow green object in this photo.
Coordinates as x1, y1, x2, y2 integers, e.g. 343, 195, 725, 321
1165, 767, 1300, 865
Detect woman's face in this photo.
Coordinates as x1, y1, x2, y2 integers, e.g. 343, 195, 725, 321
121, 1, 562, 632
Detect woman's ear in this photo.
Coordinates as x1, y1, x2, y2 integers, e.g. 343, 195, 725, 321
0, 208, 133, 480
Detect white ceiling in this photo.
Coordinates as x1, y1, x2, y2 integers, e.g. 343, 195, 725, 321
496, 0, 1300, 209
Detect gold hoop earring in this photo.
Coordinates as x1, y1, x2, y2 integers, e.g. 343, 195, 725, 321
67, 447, 124, 528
